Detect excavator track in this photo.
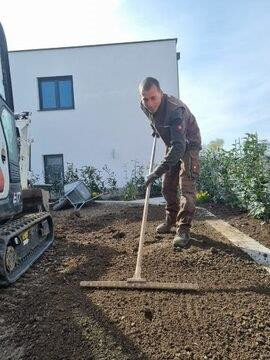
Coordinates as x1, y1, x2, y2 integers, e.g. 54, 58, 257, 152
0, 212, 54, 286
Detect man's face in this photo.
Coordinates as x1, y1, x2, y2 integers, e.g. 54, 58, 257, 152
140, 85, 163, 114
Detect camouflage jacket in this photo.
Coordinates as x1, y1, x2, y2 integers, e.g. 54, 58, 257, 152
140, 94, 202, 176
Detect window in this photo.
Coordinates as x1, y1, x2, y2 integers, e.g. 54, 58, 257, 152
1, 108, 19, 164
38, 76, 74, 111
43, 154, 64, 198
0, 53, 5, 101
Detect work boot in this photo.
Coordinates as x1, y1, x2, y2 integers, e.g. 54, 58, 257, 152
173, 231, 190, 251
156, 219, 175, 234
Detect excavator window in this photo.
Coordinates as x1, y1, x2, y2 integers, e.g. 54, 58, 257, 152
0, 51, 5, 101
0, 23, 14, 111
1, 108, 19, 164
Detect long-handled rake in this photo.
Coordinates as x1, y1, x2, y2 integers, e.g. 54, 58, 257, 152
80, 136, 199, 291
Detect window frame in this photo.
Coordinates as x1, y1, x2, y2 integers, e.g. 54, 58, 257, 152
38, 75, 75, 111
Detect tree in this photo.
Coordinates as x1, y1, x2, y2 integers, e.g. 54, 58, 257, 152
207, 138, 224, 151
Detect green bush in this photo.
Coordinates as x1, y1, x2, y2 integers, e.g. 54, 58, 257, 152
64, 162, 80, 184
64, 163, 117, 195
29, 171, 40, 185
80, 165, 104, 194
198, 133, 270, 220
196, 190, 211, 204
123, 161, 146, 200
123, 161, 162, 201
102, 165, 117, 193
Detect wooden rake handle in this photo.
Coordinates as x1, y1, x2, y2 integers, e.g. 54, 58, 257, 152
131, 135, 157, 281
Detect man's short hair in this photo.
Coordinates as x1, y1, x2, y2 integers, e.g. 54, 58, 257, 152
139, 77, 161, 93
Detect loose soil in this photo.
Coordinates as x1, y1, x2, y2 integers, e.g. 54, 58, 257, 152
0, 203, 269, 360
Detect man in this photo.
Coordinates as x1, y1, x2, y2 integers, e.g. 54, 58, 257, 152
139, 77, 201, 250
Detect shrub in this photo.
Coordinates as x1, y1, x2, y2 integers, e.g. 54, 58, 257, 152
102, 165, 117, 193
198, 133, 270, 220
64, 163, 117, 196
64, 163, 80, 184
29, 171, 40, 186
123, 161, 162, 200
80, 165, 105, 194
123, 161, 146, 200
196, 191, 211, 204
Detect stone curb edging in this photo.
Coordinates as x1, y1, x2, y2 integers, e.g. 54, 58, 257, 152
197, 207, 270, 274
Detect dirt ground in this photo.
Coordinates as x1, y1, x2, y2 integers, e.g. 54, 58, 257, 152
201, 203, 270, 248
0, 203, 269, 360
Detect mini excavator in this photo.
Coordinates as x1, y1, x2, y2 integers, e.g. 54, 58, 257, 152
0, 23, 54, 285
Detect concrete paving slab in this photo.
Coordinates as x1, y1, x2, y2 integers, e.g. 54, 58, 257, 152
96, 197, 166, 205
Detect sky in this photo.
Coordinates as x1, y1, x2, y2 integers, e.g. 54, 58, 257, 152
1, 0, 269, 147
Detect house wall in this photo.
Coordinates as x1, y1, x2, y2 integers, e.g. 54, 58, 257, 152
9, 39, 179, 185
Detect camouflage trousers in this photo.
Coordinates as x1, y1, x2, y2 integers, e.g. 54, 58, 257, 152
162, 150, 200, 234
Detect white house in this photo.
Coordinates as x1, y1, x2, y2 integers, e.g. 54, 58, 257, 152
9, 38, 179, 187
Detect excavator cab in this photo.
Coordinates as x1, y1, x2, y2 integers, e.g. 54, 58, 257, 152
0, 22, 22, 221
0, 23, 54, 285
